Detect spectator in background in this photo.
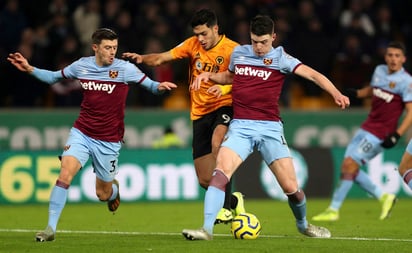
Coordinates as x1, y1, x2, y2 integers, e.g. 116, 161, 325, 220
72, 0, 100, 55
0, 0, 27, 52
332, 33, 374, 106
291, 11, 334, 97
340, 0, 375, 37
101, 0, 121, 29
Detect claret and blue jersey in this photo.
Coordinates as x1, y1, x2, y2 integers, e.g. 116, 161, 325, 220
228, 45, 301, 121
361, 64, 412, 139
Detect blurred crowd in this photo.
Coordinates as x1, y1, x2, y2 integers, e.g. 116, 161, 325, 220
1, 0, 411, 108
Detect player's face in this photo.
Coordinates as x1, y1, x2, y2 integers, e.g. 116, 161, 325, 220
250, 33, 275, 57
384, 47, 406, 73
193, 24, 219, 50
93, 39, 118, 66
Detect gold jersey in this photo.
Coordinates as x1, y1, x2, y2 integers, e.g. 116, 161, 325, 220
170, 35, 238, 120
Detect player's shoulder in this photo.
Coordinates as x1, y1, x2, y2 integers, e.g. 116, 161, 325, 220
375, 64, 387, 73
179, 36, 199, 48
113, 58, 136, 69
221, 35, 239, 47
74, 56, 94, 65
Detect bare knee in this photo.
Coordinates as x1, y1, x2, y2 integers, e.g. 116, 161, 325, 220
341, 157, 359, 180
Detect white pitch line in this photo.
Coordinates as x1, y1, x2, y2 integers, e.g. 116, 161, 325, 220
1, 228, 411, 242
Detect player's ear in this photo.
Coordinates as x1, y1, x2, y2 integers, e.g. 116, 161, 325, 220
91, 44, 98, 52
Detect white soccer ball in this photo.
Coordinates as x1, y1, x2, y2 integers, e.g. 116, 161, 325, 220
231, 213, 262, 239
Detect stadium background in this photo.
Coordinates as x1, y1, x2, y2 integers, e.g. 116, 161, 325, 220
1, 0, 412, 204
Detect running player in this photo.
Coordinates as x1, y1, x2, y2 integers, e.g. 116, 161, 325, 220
312, 41, 412, 221
123, 9, 245, 223
182, 15, 349, 240
7, 28, 177, 242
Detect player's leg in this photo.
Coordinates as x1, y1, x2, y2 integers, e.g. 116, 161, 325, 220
313, 130, 383, 221
36, 128, 86, 242
91, 139, 121, 212
183, 120, 249, 240
211, 108, 246, 218
354, 169, 396, 220
399, 140, 412, 190
183, 147, 243, 240
36, 156, 82, 242
269, 158, 331, 238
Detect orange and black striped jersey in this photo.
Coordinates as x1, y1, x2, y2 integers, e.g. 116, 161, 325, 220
170, 35, 238, 120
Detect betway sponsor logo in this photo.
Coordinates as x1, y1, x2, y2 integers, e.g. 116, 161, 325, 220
80, 81, 116, 94
373, 88, 394, 103
235, 66, 272, 80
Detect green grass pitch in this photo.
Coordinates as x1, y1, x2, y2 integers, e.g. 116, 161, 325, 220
1, 198, 411, 253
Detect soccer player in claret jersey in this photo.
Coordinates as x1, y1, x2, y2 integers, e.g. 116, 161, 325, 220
312, 41, 412, 222
7, 28, 177, 242
123, 9, 246, 224
182, 15, 350, 240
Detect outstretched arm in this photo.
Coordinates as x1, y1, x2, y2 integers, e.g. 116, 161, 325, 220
294, 64, 350, 109
8, 52, 63, 84
140, 77, 177, 95
7, 52, 34, 73
122, 51, 174, 66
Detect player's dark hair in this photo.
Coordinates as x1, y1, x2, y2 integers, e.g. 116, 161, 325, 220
190, 8, 218, 28
91, 28, 118, 44
250, 15, 274, 36
387, 41, 406, 55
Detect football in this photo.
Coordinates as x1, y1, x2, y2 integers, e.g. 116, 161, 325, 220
231, 213, 262, 239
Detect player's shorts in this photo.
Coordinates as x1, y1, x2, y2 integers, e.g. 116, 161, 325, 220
62, 127, 122, 182
406, 139, 412, 155
192, 106, 233, 159
344, 128, 383, 165
221, 119, 291, 165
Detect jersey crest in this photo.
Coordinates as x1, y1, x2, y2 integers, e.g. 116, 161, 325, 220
216, 56, 224, 65
109, 70, 119, 79
263, 58, 273, 65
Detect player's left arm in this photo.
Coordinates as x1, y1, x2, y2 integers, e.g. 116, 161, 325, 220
295, 64, 350, 109
381, 102, 412, 148
397, 102, 412, 136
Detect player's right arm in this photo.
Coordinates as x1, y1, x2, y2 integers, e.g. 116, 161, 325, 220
122, 51, 174, 66
7, 52, 63, 84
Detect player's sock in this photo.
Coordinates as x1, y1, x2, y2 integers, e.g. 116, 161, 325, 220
330, 179, 353, 210
402, 169, 412, 190
108, 182, 119, 201
287, 189, 308, 232
48, 180, 69, 232
203, 170, 228, 235
355, 170, 382, 198
223, 179, 232, 210
203, 186, 225, 234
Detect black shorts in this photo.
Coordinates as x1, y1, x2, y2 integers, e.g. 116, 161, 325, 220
192, 106, 233, 159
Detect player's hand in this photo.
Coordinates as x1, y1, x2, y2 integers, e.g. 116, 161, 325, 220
122, 52, 143, 64
333, 93, 350, 109
207, 85, 223, 98
190, 72, 211, 91
157, 81, 178, 91
7, 52, 33, 73
381, 132, 400, 149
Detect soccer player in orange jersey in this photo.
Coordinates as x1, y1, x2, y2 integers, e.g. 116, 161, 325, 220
123, 9, 245, 223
